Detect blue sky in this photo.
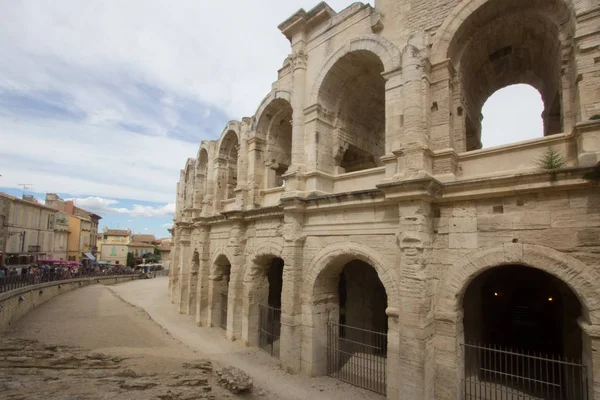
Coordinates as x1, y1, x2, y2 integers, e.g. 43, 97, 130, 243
0, 0, 543, 237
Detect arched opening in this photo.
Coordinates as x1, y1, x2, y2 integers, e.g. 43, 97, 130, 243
244, 256, 284, 357
448, 0, 572, 152
257, 99, 293, 188
317, 50, 385, 174
463, 265, 586, 398
218, 131, 238, 201
211, 255, 231, 330
312, 259, 388, 395
481, 84, 544, 148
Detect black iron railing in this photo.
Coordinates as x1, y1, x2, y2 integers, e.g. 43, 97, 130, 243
327, 321, 387, 395
0, 271, 139, 294
463, 343, 588, 400
259, 304, 281, 358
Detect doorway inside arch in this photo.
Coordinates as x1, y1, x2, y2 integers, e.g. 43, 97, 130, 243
323, 259, 388, 395
257, 257, 284, 358
462, 265, 587, 399
211, 256, 231, 330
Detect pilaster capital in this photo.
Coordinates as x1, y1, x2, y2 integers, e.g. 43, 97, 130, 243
291, 49, 308, 71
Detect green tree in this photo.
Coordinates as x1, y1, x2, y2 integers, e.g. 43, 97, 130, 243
126, 252, 134, 267
537, 146, 565, 170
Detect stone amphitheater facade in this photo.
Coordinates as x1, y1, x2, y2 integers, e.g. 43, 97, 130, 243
169, 1, 600, 398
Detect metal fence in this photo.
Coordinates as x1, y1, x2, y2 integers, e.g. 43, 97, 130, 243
0, 271, 139, 294
463, 343, 588, 400
220, 291, 228, 330
259, 304, 281, 358
326, 321, 387, 395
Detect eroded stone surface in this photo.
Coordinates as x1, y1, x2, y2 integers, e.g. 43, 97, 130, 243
0, 338, 219, 399
216, 366, 253, 394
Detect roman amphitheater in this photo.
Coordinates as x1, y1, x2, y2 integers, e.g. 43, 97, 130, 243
169, 0, 600, 398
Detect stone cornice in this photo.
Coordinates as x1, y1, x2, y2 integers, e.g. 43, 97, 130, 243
377, 177, 443, 201
440, 167, 597, 202
278, 2, 335, 41
191, 206, 284, 225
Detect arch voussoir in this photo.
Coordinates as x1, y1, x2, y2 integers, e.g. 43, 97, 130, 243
437, 244, 600, 324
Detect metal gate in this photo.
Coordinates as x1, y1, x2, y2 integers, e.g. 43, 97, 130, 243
219, 291, 228, 330
326, 322, 387, 395
258, 304, 281, 358
463, 343, 588, 399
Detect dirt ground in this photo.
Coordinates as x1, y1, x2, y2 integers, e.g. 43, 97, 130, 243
1, 277, 383, 400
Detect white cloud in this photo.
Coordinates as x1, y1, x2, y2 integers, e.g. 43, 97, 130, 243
162, 222, 174, 229
66, 196, 175, 218
0, 1, 364, 202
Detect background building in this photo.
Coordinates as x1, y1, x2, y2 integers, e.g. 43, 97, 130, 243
157, 237, 172, 269
0, 192, 57, 267
45, 193, 102, 258
52, 211, 69, 261
66, 214, 91, 262
98, 229, 131, 266
127, 241, 155, 258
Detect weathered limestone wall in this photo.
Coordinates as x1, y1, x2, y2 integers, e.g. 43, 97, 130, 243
167, 0, 600, 399
0, 275, 140, 332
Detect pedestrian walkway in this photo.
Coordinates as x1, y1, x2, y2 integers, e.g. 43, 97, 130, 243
109, 276, 383, 400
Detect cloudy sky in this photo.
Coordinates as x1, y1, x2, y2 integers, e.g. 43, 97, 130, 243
0, 0, 542, 236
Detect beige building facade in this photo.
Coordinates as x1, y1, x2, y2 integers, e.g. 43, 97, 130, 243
98, 229, 131, 266
169, 1, 600, 399
52, 211, 69, 261
0, 193, 57, 266
45, 193, 102, 258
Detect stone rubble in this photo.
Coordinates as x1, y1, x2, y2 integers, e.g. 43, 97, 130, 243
0, 337, 261, 399
216, 366, 254, 394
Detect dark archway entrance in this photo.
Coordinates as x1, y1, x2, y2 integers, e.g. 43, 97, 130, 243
258, 257, 283, 357
327, 260, 388, 395
463, 265, 587, 399
211, 255, 231, 330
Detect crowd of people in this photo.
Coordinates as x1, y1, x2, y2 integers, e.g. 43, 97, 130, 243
0, 262, 165, 285
0, 264, 137, 283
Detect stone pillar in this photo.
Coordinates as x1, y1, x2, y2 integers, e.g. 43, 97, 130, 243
187, 228, 202, 318
279, 206, 305, 373
396, 200, 435, 399
246, 137, 265, 208
290, 49, 307, 169
235, 118, 251, 209
398, 40, 433, 179
177, 229, 191, 314
574, 30, 600, 124
212, 157, 228, 212
226, 218, 246, 340
192, 172, 205, 219
281, 36, 309, 197
169, 227, 181, 304
578, 321, 600, 400
382, 68, 403, 180
168, 229, 175, 294
195, 225, 211, 326
201, 145, 215, 217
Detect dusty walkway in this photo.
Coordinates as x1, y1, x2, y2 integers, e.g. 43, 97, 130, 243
3, 278, 383, 400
